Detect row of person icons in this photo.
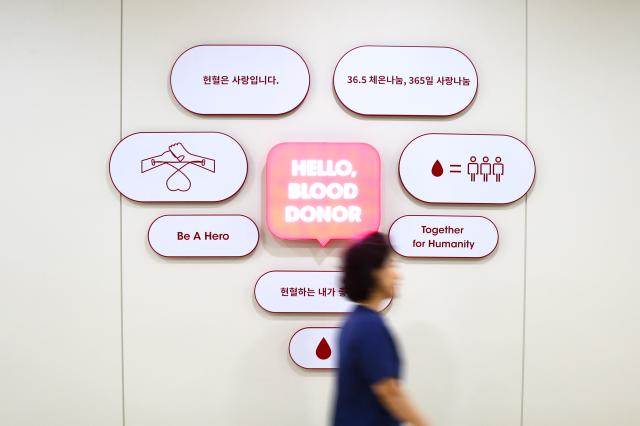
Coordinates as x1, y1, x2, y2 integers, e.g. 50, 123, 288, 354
466, 156, 504, 182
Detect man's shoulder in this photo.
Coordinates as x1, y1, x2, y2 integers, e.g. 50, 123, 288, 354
344, 307, 385, 331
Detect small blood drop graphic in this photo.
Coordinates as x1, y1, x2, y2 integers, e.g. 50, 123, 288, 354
431, 160, 444, 177
315, 338, 332, 360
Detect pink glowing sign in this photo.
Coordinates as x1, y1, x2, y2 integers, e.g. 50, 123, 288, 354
266, 142, 381, 246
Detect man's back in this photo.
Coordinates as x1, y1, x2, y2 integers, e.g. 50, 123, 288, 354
333, 305, 401, 426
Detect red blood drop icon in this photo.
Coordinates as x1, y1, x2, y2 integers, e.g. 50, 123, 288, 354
315, 337, 332, 360
431, 160, 443, 177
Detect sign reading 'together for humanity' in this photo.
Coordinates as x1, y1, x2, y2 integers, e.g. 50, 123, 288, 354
389, 215, 499, 258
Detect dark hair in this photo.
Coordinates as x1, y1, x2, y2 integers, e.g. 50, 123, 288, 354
341, 232, 391, 302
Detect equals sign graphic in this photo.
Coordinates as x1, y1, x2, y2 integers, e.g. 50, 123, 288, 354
449, 164, 462, 174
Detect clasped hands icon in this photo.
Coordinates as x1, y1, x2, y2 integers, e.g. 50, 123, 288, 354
141, 143, 215, 192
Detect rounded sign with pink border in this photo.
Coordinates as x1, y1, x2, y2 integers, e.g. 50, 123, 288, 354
399, 133, 535, 204
389, 215, 498, 258
148, 215, 259, 258
255, 270, 391, 314
289, 327, 339, 370
334, 45, 478, 116
110, 132, 247, 202
171, 45, 310, 115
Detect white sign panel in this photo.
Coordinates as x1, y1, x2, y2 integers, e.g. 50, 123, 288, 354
389, 215, 498, 258
334, 45, 478, 116
110, 132, 247, 202
148, 215, 259, 257
171, 45, 310, 115
289, 327, 339, 370
399, 133, 536, 204
255, 271, 391, 314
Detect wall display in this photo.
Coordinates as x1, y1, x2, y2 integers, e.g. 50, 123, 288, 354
399, 133, 535, 204
266, 142, 381, 246
109, 132, 247, 202
289, 327, 339, 370
389, 215, 498, 258
333, 45, 478, 116
255, 270, 391, 314
170, 45, 310, 115
148, 215, 259, 257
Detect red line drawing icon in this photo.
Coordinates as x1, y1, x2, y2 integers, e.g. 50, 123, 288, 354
480, 156, 491, 182
465, 155, 505, 183
315, 337, 332, 360
430, 155, 506, 184
141, 143, 215, 192
467, 156, 479, 182
493, 156, 504, 182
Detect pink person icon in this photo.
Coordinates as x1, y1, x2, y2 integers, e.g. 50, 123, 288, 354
480, 156, 491, 182
467, 156, 479, 182
493, 156, 504, 182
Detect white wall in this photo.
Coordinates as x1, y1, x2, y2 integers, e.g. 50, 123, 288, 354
1, 1, 638, 425
525, 0, 640, 424
0, 1, 123, 425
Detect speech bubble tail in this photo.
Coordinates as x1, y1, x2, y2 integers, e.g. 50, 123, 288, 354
317, 238, 331, 247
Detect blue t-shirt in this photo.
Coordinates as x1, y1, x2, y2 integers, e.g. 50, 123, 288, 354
333, 305, 401, 426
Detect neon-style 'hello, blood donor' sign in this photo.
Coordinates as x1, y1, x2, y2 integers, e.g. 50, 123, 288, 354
266, 143, 381, 246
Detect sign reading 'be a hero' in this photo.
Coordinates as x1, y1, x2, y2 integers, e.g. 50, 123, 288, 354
148, 215, 259, 257
266, 143, 381, 246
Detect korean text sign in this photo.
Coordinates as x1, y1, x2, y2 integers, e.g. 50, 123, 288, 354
266, 143, 380, 246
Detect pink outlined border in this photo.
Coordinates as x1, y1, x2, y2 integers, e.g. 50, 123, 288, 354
398, 133, 537, 205
147, 214, 259, 258
332, 45, 479, 118
254, 270, 393, 315
108, 131, 249, 204
388, 215, 499, 259
264, 142, 382, 246
288, 326, 340, 371
170, 44, 311, 116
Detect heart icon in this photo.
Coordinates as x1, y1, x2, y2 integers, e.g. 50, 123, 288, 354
166, 169, 191, 192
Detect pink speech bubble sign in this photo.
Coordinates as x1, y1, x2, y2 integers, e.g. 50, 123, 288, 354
266, 143, 381, 246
